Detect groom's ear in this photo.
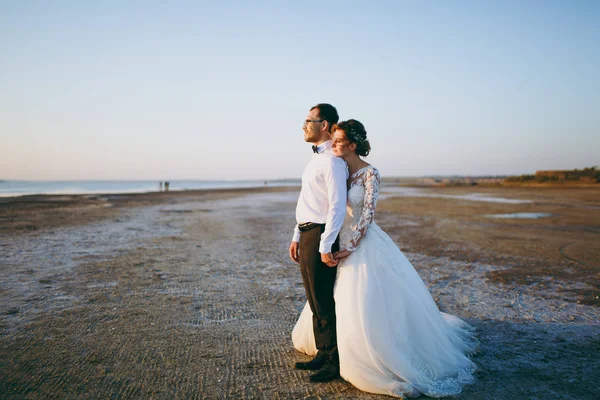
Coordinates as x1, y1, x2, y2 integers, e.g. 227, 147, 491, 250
321, 120, 330, 133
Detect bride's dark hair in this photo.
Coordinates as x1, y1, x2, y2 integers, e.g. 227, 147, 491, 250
333, 119, 371, 157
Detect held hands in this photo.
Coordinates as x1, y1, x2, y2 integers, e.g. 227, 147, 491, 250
321, 252, 338, 267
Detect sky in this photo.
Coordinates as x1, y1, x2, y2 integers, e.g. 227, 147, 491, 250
1, 0, 598, 180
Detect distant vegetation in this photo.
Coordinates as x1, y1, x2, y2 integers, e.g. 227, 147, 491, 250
505, 166, 599, 183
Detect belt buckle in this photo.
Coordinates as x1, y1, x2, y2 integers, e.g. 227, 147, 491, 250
298, 222, 322, 232
298, 222, 309, 231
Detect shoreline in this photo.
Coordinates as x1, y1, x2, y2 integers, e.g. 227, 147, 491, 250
3, 179, 596, 200
0, 184, 299, 200
0, 179, 301, 199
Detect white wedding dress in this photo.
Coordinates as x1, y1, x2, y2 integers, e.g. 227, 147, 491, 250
292, 166, 478, 398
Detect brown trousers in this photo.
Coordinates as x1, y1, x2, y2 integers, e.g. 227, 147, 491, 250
299, 225, 339, 363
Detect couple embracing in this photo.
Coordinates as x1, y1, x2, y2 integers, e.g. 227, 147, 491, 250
288, 104, 478, 398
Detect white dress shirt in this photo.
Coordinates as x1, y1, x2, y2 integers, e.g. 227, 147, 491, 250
292, 140, 349, 254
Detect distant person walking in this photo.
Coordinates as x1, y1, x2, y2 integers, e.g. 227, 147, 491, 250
164, 182, 170, 192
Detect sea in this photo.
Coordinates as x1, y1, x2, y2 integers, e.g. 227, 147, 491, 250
0, 179, 301, 198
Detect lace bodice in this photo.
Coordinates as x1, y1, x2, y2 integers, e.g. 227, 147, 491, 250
341, 165, 380, 251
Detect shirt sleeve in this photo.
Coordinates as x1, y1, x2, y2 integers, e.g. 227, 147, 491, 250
345, 168, 380, 251
292, 224, 301, 243
319, 157, 349, 254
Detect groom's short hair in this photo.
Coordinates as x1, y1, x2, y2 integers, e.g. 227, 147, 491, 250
311, 103, 339, 132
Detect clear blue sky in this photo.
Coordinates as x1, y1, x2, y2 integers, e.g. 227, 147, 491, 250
1, 0, 598, 180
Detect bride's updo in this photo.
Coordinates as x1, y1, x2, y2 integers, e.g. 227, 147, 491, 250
333, 119, 371, 157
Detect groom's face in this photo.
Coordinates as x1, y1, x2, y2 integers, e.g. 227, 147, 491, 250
303, 108, 325, 143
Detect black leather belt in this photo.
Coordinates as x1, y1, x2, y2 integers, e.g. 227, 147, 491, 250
298, 222, 325, 232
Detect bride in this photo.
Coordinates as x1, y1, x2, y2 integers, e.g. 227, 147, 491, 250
292, 120, 478, 398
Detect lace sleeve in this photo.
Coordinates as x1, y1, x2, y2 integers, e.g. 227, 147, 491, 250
346, 167, 380, 251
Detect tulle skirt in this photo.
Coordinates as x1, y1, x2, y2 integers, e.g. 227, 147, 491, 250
292, 223, 478, 398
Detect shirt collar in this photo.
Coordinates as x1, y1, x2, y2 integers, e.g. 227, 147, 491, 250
314, 140, 332, 154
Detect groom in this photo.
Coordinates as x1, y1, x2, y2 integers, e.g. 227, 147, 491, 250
289, 103, 348, 382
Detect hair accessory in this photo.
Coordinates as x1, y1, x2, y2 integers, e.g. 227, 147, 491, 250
346, 128, 368, 148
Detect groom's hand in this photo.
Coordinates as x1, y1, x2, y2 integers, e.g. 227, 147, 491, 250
321, 252, 338, 267
289, 241, 300, 264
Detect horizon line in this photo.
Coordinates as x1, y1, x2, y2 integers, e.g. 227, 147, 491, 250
0, 174, 531, 182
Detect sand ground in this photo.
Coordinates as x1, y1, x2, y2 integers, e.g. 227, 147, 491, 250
1, 186, 599, 399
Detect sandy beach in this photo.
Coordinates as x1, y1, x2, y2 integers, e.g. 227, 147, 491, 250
1, 185, 599, 399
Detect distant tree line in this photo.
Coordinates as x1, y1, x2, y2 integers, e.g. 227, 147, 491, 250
505, 166, 599, 183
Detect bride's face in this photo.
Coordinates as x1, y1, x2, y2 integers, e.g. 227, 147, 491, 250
331, 129, 355, 158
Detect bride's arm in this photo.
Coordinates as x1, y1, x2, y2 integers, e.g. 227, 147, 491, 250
345, 168, 380, 251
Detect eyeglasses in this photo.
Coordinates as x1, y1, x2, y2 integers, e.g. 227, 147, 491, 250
304, 119, 324, 126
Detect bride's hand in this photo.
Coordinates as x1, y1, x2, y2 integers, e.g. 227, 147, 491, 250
333, 250, 352, 260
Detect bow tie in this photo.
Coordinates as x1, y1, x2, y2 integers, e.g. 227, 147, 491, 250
312, 145, 319, 154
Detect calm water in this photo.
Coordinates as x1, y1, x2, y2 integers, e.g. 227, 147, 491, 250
485, 213, 552, 219
0, 180, 300, 197
378, 186, 532, 204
